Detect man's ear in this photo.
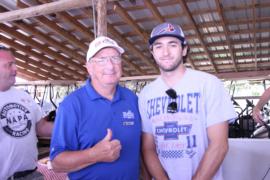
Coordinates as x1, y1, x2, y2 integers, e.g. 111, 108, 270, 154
85, 62, 92, 76
149, 46, 154, 57
182, 45, 188, 57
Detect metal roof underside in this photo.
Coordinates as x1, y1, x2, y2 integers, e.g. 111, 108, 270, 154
0, 0, 269, 81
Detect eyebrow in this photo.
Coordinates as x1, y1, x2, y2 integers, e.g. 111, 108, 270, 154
153, 40, 180, 46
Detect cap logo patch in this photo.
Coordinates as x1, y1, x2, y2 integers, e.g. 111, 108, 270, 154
158, 24, 175, 35
95, 38, 114, 48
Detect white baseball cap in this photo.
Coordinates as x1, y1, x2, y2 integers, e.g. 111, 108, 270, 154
86, 36, 124, 62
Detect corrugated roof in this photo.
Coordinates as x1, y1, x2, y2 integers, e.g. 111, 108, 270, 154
0, 0, 269, 80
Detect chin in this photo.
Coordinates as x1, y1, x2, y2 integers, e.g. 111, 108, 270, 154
103, 79, 119, 85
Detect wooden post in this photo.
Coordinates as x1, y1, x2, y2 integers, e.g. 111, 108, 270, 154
0, 0, 117, 23
97, 0, 108, 36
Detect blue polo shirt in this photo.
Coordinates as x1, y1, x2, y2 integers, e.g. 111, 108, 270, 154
50, 79, 141, 180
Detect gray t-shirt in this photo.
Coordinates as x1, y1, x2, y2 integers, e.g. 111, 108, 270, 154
139, 68, 236, 180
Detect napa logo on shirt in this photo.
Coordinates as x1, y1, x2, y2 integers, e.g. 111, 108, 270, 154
156, 122, 192, 140
122, 110, 135, 126
0, 103, 32, 137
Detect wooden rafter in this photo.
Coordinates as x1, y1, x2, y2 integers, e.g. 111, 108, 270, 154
177, 0, 218, 73
16, 66, 47, 80
17, 1, 88, 51
108, 25, 158, 73
215, 0, 238, 72
0, 23, 85, 75
113, 2, 148, 41
0, 0, 268, 80
13, 20, 86, 64
16, 71, 38, 81
13, 51, 73, 80
143, 0, 196, 70
204, 37, 270, 48
0, 34, 83, 80
0, 0, 118, 23
81, 7, 159, 73
48, 8, 93, 39
143, 0, 164, 23
97, 0, 108, 36
252, 0, 258, 71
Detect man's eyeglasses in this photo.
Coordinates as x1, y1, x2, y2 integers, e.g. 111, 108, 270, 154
166, 88, 178, 113
91, 56, 122, 66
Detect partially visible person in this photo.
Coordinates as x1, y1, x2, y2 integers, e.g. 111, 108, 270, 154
253, 87, 270, 123
49, 36, 141, 180
139, 22, 237, 180
0, 46, 53, 180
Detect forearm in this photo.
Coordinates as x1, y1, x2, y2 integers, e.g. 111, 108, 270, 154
52, 148, 97, 172
192, 141, 228, 180
36, 119, 54, 137
142, 149, 169, 180
52, 129, 121, 173
255, 89, 270, 109
140, 157, 152, 180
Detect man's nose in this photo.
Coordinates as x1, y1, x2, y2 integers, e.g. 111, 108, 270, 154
162, 46, 169, 56
104, 58, 114, 69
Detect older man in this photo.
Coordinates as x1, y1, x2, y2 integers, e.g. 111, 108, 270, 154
0, 46, 53, 180
50, 36, 141, 180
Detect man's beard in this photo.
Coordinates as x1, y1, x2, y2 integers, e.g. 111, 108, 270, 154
157, 57, 183, 72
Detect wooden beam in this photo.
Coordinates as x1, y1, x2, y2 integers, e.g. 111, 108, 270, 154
198, 37, 270, 48
193, 53, 270, 64
81, 7, 158, 74
16, 66, 48, 80
16, 71, 39, 81
16, 71, 37, 81
141, 0, 199, 71
0, 34, 83, 80
215, 0, 238, 72
197, 59, 270, 72
13, 20, 86, 64
252, 0, 258, 71
113, 2, 148, 41
16, 59, 58, 80
13, 51, 70, 80
15, 80, 82, 86
97, 0, 108, 36
144, 0, 164, 23
177, 0, 218, 73
38, 0, 94, 39
122, 55, 145, 75
214, 70, 270, 80
0, 0, 117, 23
118, 69, 268, 82
108, 25, 159, 73
0, 23, 85, 75
17, 1, 88, 52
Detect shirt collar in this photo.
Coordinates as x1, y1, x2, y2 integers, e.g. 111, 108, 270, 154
85, 78, 123, 102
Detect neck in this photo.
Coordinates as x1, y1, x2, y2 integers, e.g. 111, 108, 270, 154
91, 81, 116, 100
160, 65, 186, 87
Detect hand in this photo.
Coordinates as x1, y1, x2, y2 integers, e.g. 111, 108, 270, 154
90, 128, 122, 163
252, 107, 264, 124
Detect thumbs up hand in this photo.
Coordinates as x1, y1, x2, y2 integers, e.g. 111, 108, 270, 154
91, 128, 122, 163
103, 128, 113, 141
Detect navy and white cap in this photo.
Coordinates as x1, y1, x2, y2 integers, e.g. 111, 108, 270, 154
149, 22, 187, 46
